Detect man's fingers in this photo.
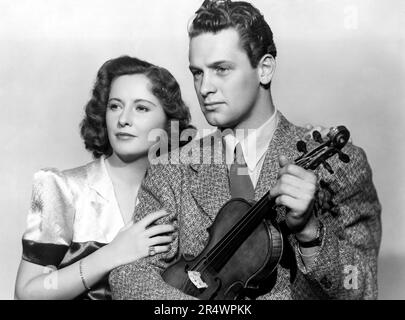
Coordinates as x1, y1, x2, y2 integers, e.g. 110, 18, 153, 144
274, 195, 309, 214
279, 174, 317, 194
278, 155, 290, 168
278, 163, 317, 183
320, 127, 330, 139
270, 180, 314, 200
303, 125, 330, 141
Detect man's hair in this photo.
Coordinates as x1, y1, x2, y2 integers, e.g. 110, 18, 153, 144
188, 0, 277, 67
80, 56, 193, 158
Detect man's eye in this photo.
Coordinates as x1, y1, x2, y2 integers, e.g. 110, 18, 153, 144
216, 66, 229, 74
191, 70, 203, 79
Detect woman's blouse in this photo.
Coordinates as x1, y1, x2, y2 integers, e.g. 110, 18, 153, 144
22, 157, 127, 299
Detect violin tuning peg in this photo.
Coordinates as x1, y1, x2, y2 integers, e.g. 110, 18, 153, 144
338, 152, 350, 163
297, 140, 308, 154
312, 130, 323, 144
322, 161, 334, 174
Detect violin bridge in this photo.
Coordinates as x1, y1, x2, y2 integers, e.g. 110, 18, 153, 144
187, 270, 208, 289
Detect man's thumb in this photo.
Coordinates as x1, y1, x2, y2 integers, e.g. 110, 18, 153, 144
278, 155, 290, 167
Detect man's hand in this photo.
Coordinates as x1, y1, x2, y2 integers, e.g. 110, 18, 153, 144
270, 155, 318, 240
303, 124, 330, 142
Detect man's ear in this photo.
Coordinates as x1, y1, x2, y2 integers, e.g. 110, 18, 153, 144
258, 54, 276, 86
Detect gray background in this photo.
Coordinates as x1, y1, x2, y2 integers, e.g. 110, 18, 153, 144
0, 0, 403, 299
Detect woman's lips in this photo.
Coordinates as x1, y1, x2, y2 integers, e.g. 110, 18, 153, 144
116, 132, 136, 140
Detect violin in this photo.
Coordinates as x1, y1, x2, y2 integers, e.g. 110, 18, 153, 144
162, 126, 351, 300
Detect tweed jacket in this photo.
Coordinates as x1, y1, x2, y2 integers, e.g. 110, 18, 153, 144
109, 112, 381, 300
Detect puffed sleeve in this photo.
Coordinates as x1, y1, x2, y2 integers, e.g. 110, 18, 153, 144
22, 169, 75, 268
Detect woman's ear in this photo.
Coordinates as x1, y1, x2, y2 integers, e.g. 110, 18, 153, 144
258, 54, 276, 86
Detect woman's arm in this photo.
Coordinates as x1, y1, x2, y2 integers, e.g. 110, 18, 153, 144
15, 210, 174, 300
15, 245, 115, 300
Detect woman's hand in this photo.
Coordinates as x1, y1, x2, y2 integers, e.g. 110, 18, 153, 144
105, 210, 175, 269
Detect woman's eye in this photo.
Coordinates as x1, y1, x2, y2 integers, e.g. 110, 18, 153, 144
136, 105, 149, 112
108, 104, 120, 110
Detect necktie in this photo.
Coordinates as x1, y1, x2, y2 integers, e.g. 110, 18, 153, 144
229, 143, 255, 200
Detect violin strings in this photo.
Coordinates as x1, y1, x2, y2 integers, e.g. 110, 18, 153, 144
196, 192, 271, 272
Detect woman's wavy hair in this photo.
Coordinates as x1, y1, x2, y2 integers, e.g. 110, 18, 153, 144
80, 56, 194, 158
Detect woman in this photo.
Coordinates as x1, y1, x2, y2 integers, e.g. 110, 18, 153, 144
15, 56, 193, 299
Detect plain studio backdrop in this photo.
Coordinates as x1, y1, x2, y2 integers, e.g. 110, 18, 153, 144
0, 0, 403, 299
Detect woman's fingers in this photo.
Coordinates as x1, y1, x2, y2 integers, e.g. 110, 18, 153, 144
138, 210, 169, 228
149, 235, 173, 246
147, 245, 171, 256
144, 224, 175, 237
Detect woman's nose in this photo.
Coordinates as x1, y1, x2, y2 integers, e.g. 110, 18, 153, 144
118, 107, 132, 127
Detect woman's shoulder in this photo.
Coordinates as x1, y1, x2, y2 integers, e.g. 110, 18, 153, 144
33, 158, 102, 192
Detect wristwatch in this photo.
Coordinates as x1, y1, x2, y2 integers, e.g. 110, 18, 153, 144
297, 220, 324, 248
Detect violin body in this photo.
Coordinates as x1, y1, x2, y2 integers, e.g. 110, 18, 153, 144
162, 198, 283, 300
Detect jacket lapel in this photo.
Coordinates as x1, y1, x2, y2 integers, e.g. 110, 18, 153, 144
187, 131, 231, 221
255, 112, 302, 201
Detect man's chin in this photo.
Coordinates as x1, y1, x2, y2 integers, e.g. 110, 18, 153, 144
205, 114, 235, 129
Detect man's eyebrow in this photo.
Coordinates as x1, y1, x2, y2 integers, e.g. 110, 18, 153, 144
189, 65, 201, 72
189, 61, 233, 71
208, 61, 233, 68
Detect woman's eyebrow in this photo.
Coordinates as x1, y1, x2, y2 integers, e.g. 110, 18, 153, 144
134, 99, 157, 107
108, 97, 123, 103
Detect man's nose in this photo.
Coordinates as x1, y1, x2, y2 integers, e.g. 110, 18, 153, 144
118, 106, 132, 127
199, 73, 216, 98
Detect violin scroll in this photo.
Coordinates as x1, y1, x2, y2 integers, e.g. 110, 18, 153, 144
328, 126, 350, 150
295, 126, 351, 173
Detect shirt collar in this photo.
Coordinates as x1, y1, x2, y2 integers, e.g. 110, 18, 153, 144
223, 108, 279, 171
87, 155, 115, 201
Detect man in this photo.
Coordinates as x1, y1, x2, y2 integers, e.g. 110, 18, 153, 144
109, 0, 381, 299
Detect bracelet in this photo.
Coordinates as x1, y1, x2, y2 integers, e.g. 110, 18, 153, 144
79, 260, 91, 291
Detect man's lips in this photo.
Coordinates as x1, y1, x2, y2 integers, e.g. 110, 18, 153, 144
204, 102, 224, 111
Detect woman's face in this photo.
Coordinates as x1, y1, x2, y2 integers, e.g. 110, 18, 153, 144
106, 74, 168, 162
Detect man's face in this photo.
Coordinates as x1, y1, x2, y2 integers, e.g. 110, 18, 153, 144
189, 28, 262, 129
